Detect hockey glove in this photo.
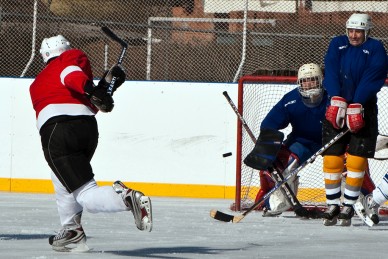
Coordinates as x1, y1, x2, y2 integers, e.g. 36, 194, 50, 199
84, 81, 114, 112
346, 103, 365, 133
98, 65, 126, 95
325, 96, 347, 129
244, 129, 284, 170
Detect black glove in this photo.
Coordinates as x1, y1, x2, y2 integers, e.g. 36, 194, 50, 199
98, 65, 126, 95
84, 81, 114, 112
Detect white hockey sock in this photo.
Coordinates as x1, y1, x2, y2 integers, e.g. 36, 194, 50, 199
74, 181, 128, 213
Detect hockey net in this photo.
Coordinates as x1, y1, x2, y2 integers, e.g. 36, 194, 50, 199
234, 75, 388, 214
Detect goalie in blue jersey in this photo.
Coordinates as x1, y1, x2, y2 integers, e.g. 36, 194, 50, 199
244, 63, 328, 217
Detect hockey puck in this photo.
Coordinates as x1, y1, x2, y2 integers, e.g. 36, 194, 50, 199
222, 152, 232, 157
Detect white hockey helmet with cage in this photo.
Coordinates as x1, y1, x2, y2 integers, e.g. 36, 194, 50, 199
297, 63, 324, 108
346, 13, 373, 42
40, 35, 71, 63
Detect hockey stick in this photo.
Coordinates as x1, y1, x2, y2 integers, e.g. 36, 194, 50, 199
222, 91, 256, 142
221, 91, 320, 218
101, 26, 128, 96
211, 108, 350, 222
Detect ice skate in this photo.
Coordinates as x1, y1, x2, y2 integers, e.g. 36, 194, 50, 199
337, 204, 354, 226
49, 226, 89, 252
262, 208, 283, 217
359, 194, 380, 224
113, 181, 153, 232
322, 204, 340, 226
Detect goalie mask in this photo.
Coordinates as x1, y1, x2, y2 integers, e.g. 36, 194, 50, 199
346, 13, 373, 43
297, 63, 323, 108
40, 35, 71, 64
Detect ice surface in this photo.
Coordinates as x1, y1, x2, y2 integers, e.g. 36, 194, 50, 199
1, 192, 388, 259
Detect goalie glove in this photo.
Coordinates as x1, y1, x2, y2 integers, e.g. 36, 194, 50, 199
346, 103, 365, 133
325, 96, 347, 129
99, 65, 126, 95
84, 81, 114, 113
243, 129, 284, 170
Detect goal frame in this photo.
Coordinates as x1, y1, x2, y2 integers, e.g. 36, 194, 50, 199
235, 75, 296, 211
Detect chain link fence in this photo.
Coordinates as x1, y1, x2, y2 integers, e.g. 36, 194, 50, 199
2, 0, 388, 82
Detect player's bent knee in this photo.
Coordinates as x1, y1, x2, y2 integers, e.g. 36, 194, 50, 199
346, 154, 368, 172
52, 154, 95, 192
323, 155, 344, 173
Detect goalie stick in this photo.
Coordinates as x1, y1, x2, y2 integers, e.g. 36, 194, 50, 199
101, 26, 128, 96
221, 91, 321, 219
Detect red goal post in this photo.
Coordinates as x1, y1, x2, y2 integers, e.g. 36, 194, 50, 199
233, 75, 388, 214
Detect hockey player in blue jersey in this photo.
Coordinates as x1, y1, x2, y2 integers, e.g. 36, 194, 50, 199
321, 13, 388, 226
244, 63, 328, 217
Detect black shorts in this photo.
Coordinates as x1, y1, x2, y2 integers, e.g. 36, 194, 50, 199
40, 116, 98, 193
322, 101, 378, 158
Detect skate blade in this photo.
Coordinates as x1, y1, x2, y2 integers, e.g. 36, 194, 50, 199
52, 243, 90, 253
353, 202, 374, 227
52, 237, 90, 253
323, 217, 337, 226
262, 211, 282, 217
140, 196, 153, 232
338, 218, 351, 227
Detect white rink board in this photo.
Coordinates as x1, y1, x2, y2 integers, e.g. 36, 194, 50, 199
0, 78, 238, 186
1, 78, 348, 189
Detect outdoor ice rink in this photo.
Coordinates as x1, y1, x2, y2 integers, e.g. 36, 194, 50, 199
1, 192, 388, 258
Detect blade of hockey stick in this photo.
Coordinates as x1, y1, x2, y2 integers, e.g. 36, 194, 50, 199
101, 26, 128, 96
211, 128, 350, 223
101, 26, 128, 48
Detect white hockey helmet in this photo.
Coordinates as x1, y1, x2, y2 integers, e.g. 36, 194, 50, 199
297, 63, 324, 108
346, 13, 373, 42
40, 35, 71, 63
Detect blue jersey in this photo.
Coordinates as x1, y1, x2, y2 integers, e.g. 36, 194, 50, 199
260, 88, 328, 156
323, 35, 388, 104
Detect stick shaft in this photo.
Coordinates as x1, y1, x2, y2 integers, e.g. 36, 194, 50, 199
223, 91, 256, 143
101, 26, 128, 96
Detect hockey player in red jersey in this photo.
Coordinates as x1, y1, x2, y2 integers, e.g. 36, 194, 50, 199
30, 35, 152, 252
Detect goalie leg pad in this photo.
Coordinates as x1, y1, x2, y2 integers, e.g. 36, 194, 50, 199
255, 171, 275, 209
244, 128, 284, 170
267, 155, 300, 213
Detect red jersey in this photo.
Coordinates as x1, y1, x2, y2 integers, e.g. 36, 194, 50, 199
30, 49, 98, 130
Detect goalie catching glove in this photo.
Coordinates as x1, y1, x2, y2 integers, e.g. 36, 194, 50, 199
84, 81, 114, 112
99, 65, 126, 95
325, 96, 347, 129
